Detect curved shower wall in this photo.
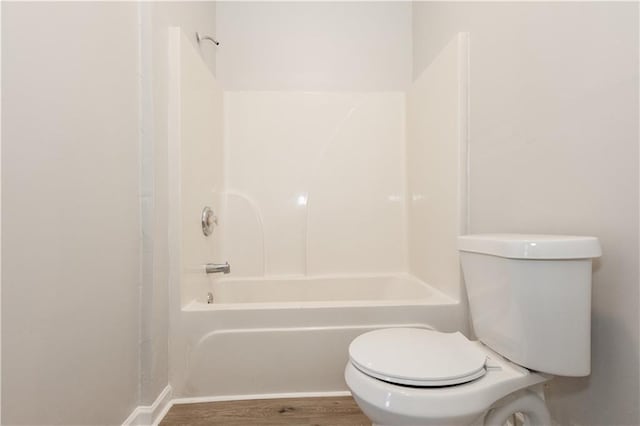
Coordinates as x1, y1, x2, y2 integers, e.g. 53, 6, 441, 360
223, 191, 266, 276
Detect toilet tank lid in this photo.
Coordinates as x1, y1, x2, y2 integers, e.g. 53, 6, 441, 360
458, 234, 602, 259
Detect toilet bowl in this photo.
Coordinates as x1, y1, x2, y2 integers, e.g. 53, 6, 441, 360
345, 234, 602, 426
345, 328, 551, 426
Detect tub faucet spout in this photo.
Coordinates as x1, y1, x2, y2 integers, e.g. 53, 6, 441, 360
205, 262, 231, 274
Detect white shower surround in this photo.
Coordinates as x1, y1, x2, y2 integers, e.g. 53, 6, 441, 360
169, 28, 469, 400
223, 91, 407, 277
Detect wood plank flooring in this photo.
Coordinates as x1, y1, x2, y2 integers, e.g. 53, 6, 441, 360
160, 396, 371, 426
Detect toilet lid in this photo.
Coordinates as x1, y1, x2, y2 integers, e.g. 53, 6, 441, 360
349, 328, 487, 387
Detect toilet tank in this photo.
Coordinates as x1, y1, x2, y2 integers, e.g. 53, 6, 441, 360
458, 234, 601, 377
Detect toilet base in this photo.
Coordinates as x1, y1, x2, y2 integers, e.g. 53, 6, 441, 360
351, 393, 485, 426
357, 390, 550, 426
483, 389, 551, 426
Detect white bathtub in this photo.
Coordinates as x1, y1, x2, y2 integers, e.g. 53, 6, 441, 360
171, 274, 465, 399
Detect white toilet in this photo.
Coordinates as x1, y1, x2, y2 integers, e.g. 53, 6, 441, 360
345, 234, 602, 426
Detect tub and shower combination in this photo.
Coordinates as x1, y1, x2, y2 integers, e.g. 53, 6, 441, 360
168, 27, 469, 401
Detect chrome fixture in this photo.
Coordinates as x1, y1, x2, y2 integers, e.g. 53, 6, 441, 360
205, 262, 231, 274
196, 32, 220, 47
201, 206, 217, 236
207, 292, 214, 304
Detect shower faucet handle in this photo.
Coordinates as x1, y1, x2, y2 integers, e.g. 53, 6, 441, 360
205, 262, 231, 274
201, 207, 218, 236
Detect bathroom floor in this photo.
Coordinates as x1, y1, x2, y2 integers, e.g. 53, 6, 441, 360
160, 396, 370, 425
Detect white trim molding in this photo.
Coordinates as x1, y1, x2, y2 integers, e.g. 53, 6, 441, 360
171, 390, 351, 406
122, 385, 173, 426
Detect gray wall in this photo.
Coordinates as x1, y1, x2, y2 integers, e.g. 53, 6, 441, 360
215, 1, 412, 90
1, 1, 218, 422
2, 2, 141, 424
413, 2, 639, 425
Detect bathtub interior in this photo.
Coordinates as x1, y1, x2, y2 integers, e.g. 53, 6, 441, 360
197, 274, 452, 305
169, 28, 470, 400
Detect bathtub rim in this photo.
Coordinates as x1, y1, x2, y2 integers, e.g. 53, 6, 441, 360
211, 271, 437, 284
190, 272, 457, 310
184, 296, 458, 311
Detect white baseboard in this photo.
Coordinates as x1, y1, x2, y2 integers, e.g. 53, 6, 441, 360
171, 390, 351, 406
123, 388, 351, 425
122, 385, 173, 426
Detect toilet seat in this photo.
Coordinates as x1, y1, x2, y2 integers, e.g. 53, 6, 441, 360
349, 328, 487, 387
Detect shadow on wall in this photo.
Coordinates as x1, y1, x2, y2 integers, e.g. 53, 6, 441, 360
546, 256, 640, 424
546, 309, 639, 424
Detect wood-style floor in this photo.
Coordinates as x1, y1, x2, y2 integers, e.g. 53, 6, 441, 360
160, 396, 371, 426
